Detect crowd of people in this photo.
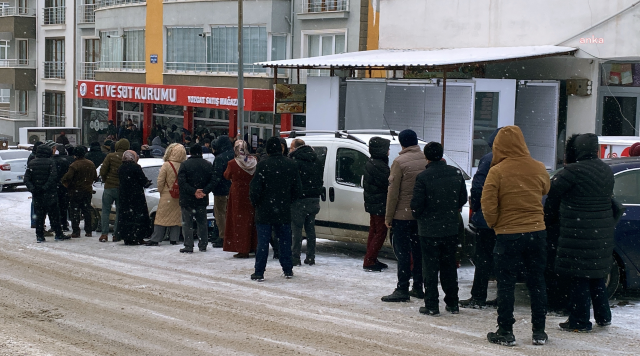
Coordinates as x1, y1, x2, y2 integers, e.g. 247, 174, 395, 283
23, 125, 623, 348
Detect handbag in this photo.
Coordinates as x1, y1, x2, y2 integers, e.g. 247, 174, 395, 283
166, 162, 180, 199
612, 197, 626, 224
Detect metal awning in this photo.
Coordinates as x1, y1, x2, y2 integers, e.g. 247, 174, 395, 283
258, 45, 577, 69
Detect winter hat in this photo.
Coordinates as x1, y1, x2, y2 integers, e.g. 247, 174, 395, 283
266, 137, 282, 155
74, 145, 87, 158
189, 143, 203, 156
122, 150, 138, 162
398, 129, 418, 147
55, 144, 67, 155
424, 142, 443, 161
369, 137, 390, 158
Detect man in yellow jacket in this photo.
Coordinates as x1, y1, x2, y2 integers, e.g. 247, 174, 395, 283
481, 126, 550, 347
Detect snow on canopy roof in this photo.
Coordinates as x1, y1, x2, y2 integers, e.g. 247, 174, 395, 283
257, 46, 577, 69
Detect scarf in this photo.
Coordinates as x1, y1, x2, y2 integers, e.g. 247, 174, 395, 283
233, 140, 257, 175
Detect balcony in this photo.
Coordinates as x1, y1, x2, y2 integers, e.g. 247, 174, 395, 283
0, 60, 36, 90
0, 59, 36, 68
77, 4, 96, 23
95, 0, 145, 9
43, 6, 65, 25
165, 62, 267, 75
80, 62, 98, 80
0, 6, 36, 17
43, 113, 66, 127
299, 0, 349, 19
43, 61, 65, 79
0, 109, 35, 122
98, 61, 145, 72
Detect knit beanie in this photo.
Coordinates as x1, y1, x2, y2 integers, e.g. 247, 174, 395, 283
424, 142, 443, 161
398, 129, 418, 147
190, 144, 202, 156
266, 137, 282, 155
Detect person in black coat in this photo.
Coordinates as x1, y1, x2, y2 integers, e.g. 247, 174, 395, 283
210, 135, 234, 248
86, 141, 107, 168
115, 150, 152, 245
544, 133, 616, 332
249, 137, 302, 281
177, 144, 216, 253
28, 141, 44, 229
410, 142, 467, 316
56, 132, 70, 145
460, 127, 501, 309
53, 144, 71, 232
24, 144, 69, 242
362, 137, 391, 272
289, 139, 324, 266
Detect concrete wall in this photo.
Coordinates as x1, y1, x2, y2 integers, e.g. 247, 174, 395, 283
94, 5, 147, 32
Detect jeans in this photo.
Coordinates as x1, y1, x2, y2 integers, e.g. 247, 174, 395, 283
421, 236, 459, 310
470, 228, 496, 302
148, 225, 181, 243
291, 198, 320, 260
255, 223, 293, 275
568, 277, 611, 329
364, 215, 388, 267
181, 206, 208, 250
494, 231, 547, 331
34, 197, 61, 239
69, 192, 92, 234
392, 219, 422, 291
101, 188, 119, 235
214, 195, 228, 240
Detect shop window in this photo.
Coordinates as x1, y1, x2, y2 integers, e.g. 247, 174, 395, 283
601, 63, 640, 87
82, 98, 108, 109
335, 148, 367, 188
614, 170, 640, 205
602, 96, 638, 136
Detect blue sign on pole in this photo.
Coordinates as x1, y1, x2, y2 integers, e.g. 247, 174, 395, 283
150, 54, 158, 64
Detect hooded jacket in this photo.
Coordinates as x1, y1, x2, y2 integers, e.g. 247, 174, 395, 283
99, 139, 130, 189
211, 135, 234, 196
24, 145, 58, 199
86, 142, 107, 168
289, 145, 324, 200
470, 128, 501, 229
53, 145, 70, 191
149, 136, 166, 158
544, 134, 616, 279
61, 157, 97, 197
385, 145, 427, 223
363, 137, 390, 215
481, 126, 550, 235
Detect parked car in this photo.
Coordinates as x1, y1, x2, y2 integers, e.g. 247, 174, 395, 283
283, 130, 472, 245
0, 149, 31, 191
91, 158, 216, 236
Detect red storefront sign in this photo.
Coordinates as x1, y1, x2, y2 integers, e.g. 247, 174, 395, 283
77, 80, 274, 112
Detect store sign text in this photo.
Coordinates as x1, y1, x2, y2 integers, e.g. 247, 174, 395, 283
93, 84, 178, 103
187, 95, 244, 107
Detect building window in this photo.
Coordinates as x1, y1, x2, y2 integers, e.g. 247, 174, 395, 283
43, 91, 65, 127
18, 90, 27, 113
17, 39, 28, 65
99, 30, 144, 71
123, 29, 145, 68
0, 89, 9, 104
271, 34, 287, 75
306, 32, 345, 76
166, 27, 206, 71
44, 38, 65, 79
601, 62, 640, 87
304, 0, 348, 13
43, 0, 65, 25
0, 40, 8, 62
208, 26, 267, 73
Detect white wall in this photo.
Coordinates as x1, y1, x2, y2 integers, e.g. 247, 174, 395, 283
306, 76, 340, 131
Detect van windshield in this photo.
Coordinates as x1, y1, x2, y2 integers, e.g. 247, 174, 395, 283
389, 144, 470, 180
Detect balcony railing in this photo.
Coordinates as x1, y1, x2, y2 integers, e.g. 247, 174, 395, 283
43, 61, 65, 79
0, 59, 36, 68
98, 61, 145, 71
165, 62, 266, 74
43, 114, 66, 127
77, 4, 96, 23
0, 109, 35, 121
96, 0, 145, 9
0, 6, 36, 17
303, 0, 348, 13
43, 6, 65, 24
80, 62, 98, 80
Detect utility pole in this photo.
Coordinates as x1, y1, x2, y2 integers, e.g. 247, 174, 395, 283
237, 0, 244, 140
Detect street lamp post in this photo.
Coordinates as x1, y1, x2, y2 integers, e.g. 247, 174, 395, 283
237, 0, 244, 140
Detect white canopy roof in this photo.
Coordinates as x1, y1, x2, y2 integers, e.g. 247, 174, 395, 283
258, 45, 577, 69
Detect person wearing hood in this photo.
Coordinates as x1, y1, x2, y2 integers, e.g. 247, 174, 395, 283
149, 136, 166, 158
28, 141, 43, 229
249, 137, 302, 281
24, 144, 69, 242
56, 131, 70, 145
86, 142, 107, 169
99, 138, 130, 242
460, 127, 501, 309
53, 144, 71, 232
145, 143, 187, 246
362, 137, 391, 272
116, 150, 152, 245
544, 134, 616, 332
61, 146, 97, 238
210, 135, 234, 248
222, 140, 258, 258
289, 139, 323, 266
481, 126, 550, 347
102, 139, 113, 154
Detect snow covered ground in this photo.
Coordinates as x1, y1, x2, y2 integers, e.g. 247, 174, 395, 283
0, 187, 639, 355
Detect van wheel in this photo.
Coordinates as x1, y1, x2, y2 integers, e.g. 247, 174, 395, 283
606, 257, 621, 299
90, 208, 100, 231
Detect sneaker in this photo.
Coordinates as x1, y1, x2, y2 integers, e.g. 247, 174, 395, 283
304, 257, 315, 266
55, 235, 71, 241
251, 273, 265, 282
180, 248, 194, 253
381, 289, 410, 302
559, 320, 592, 332
532, 329, 548, 345
445, 304, 460, 314
487, 327, 516, 347
376, 260, 388, 270
292, 257, 302, 266
363, 264, 383, 272
459, 298, 487, 309
597, 321, 611, 327
419, 307, 440, 316
36, 237, 45, 243
409, 285, 425, 299
283, 271, 294, 279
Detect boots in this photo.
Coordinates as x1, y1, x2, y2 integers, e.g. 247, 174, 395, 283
381, 288, 410, 302
532, 325, 548, 345
487, 327, 516, 346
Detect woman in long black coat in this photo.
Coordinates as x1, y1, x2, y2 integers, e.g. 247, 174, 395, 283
116, 150, 152, 245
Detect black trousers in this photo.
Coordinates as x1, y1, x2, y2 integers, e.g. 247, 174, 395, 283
494, 231, 547, 331
545, 224, 570, 311
57, 186, 69, 228
569, 277, 611, 329
392, 220, 422, 291
34, 196, 62, 239
421, 235, 459, 310
470, 228, 496, 302
69, 192, 92, 234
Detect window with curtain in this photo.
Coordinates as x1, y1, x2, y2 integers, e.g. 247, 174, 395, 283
271, 34, 287, 75
0, 89, 9, 104
123, 29, 144, 69
18, 90, 28, 113
100, 30, 122, 69
207, 26, 267, 73
166, 27, 206, 71
307, 33, 345, 76
0, 40, 8, 61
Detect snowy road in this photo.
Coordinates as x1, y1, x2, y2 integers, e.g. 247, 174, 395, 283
0, 188, 638, 355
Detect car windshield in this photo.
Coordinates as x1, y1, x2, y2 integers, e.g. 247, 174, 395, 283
389, 144, 471, 180
143, 166, 161, 189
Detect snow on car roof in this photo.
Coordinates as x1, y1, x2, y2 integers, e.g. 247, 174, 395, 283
138, 158, 164, 167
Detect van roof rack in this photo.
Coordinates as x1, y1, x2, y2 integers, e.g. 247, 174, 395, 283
282, 130, 367, 146
342, 130, 398, 140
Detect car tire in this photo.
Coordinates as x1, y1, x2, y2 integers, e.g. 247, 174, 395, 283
606, 256, 621, 299
90, 208, 100, 231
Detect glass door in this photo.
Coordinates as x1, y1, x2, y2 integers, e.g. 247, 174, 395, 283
17, 39, 28, 66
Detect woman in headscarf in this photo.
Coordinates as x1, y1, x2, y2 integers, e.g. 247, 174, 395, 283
222, 140, 258, 258
145, 144, 187, 246
116, 150, 152, 245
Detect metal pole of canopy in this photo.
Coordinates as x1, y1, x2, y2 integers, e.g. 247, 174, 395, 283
272, 65, 278, 136
441, 68, 447, 146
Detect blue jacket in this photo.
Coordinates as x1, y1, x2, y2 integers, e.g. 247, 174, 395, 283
470, 128, 501, 230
